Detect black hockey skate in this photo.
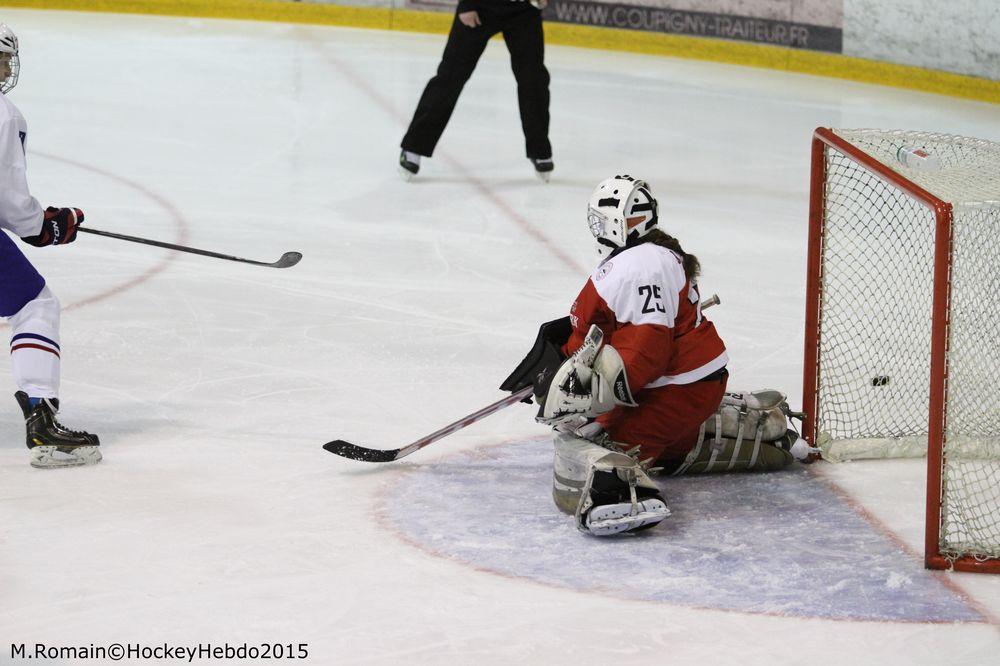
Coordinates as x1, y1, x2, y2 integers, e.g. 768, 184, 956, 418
15, 391, 101, 469
398, 150, 420, 180
530, 158, 554, 182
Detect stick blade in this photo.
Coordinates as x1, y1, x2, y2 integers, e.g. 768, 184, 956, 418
272, 252, 303, 268
323, 439, 401, 463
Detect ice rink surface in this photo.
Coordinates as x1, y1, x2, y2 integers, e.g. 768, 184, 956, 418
1, 7, 999, 665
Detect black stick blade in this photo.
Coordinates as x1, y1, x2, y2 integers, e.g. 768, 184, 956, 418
323, 440, 401, 463
272, 252, 302, 269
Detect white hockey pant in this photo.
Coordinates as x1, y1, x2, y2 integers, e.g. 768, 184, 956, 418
7, 286, 61, 399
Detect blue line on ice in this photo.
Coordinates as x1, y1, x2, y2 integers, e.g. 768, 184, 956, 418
383, 438, 982, 622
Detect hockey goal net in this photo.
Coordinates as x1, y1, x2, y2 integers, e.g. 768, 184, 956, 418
803, 127, 1000, 573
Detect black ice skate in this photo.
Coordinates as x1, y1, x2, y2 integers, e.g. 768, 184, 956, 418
15, 391, 101, 469
399, 150, 420, 180
531, 158, 554, 182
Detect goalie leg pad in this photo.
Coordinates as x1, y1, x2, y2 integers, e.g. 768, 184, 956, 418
671, 433, 794, 474
702, 389, 792, 443
670, 389, 813, 474
552, 432, 669, 535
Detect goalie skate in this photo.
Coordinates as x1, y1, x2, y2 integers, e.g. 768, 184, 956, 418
585, 498, 670, 536
15, 391, 101, 469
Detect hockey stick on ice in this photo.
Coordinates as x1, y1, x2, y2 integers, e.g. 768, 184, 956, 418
322, 295, 721, 463
79, 227, 302, 269
323, 386, 534, 462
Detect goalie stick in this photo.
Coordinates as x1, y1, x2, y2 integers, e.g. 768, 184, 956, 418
79, 227, 302, 269
323, 386, 533, 462
322, 295, 721, 463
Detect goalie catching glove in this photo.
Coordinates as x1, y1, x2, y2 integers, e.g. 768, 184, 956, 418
535, 324, 637, 428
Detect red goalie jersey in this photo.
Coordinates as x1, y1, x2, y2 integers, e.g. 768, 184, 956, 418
563, 242, 729, 464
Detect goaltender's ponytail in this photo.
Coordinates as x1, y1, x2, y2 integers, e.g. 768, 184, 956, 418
635, 229, 701, 280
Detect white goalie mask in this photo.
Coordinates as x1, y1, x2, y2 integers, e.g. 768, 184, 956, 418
0, 24, 19, 94
587, 175, 658, 259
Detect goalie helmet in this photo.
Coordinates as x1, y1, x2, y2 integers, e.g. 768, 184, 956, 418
0, 24, 19, 94
587, 175, 658, 259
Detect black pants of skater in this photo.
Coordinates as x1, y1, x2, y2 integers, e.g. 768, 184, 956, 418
401, 7, 551, 160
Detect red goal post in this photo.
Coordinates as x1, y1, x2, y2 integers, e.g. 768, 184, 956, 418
803, 127, 1000, 573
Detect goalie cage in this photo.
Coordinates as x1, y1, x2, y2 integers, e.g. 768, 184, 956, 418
803, 128, 1000, 573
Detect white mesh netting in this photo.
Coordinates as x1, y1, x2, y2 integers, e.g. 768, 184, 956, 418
816, 129, 1000, 562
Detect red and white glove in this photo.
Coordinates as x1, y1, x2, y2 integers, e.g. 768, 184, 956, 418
22, 206, 84, 247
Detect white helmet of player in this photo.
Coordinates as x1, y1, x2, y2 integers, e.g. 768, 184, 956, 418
587, 175, 658, 259
0, 24, 19, 94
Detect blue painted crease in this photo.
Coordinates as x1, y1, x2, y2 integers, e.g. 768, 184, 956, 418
384, 439, 983, 623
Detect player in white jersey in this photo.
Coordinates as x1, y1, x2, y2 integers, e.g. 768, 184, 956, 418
0, 24, 100, 468
504, 176, 815, 535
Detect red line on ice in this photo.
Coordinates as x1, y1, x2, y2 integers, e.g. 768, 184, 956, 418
308, 30, 589, 276
0, 151, 189, 331
371, 437, 994, 625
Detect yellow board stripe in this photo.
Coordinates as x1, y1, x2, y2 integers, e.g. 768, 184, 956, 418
2, 0, 998, 104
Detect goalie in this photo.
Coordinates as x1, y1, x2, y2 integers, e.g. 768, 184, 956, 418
502, 176, 815, 536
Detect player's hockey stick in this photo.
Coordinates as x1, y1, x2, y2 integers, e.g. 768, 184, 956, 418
323, 386, 534, 462
323, 295, 721, 463
79, 227, 302, 269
